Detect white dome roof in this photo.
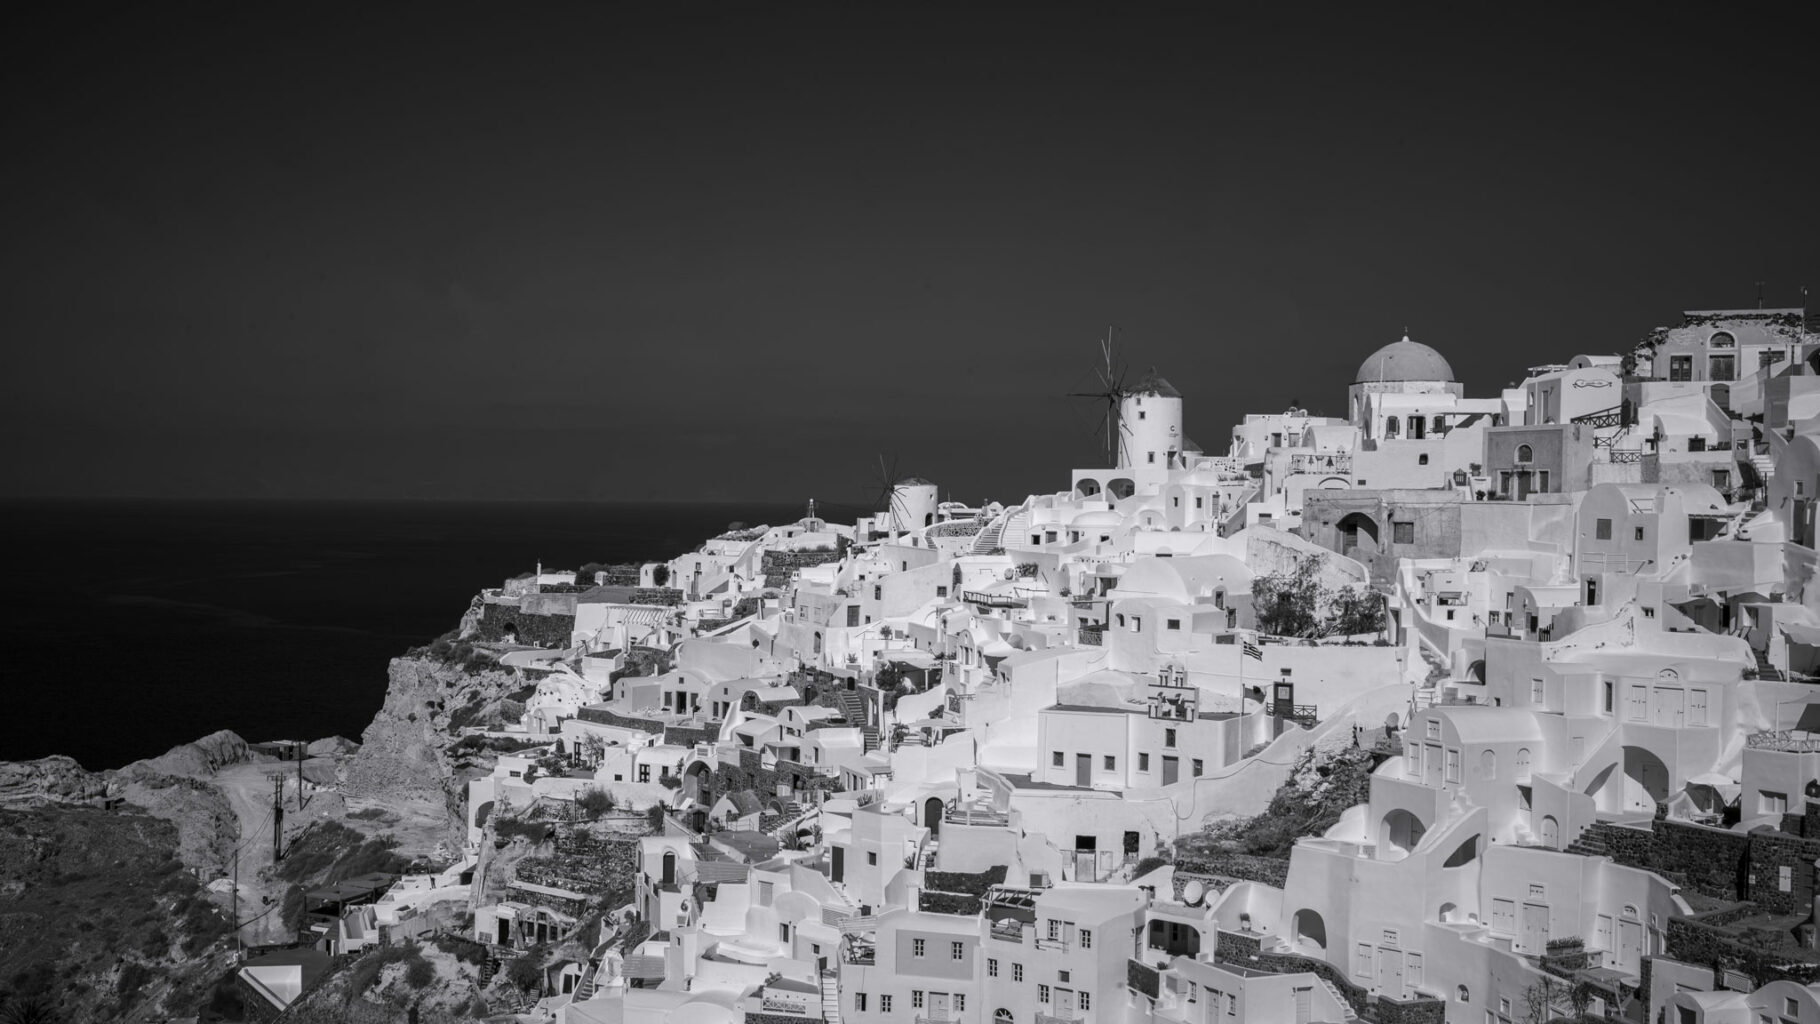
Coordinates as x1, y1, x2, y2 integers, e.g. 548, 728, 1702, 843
1356, 336, 1455, 384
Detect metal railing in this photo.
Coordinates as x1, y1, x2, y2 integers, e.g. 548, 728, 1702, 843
1748, 731, 1820, 752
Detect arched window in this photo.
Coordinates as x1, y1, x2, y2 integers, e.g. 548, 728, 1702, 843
1116, 613, 1126, 627
1480, 749, 1496, 779
995, 1011, 1014, 1024
1516, 444, 1533, 464
1457, 985, 1470, 1003
1516, 748, 1532, 778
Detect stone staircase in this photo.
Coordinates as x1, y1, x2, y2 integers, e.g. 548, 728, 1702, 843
1754, 645, 1785, 682
1317, 977, 1359, 1021
821, 970, 843, 1024
1564, 823, 1612, 859
835, 689, 879, 752
970, 505, 1026, 556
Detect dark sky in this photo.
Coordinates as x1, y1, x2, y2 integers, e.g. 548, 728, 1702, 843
4, 4, 1815, 508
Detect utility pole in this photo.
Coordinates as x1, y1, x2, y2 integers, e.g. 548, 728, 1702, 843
296, 741, 305, 811
232, 849, 241, 958
272, 775, 285, 863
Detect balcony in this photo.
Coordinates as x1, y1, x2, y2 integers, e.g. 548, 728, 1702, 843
1748, 730, 1820, 753
1287, 452, 1352, 476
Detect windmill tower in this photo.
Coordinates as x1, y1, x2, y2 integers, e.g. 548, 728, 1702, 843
1119, 369, 1184, 474
1068, 328, 1133, 468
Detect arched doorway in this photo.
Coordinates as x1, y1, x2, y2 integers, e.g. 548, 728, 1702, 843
924, 796, 944, 837
1107, 478, 1136, 500
1291, 909, 1326, 951
683, 761, 710, 803
1379, 809, 1427, 860
1623, 746, 1670, 812
1337, 512, 1380, 557
1540, 815, 1559, 849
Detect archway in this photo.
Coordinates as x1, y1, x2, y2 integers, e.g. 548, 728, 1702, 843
1107, 478, 1136, 500
924, 796, 944, 837
741, 691, 759, 712
1540, 815, 1559, 849
1291, 909, 1326, 951
501, 622, 520, 644
1622, 746, 1670, 812
1379, 809, 1427, 860
1337, 512, 1380, 557
1076, 479, 1102, 498
684, 761, 710, 803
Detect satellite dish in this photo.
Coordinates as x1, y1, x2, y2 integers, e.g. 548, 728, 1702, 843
1182, 881, 1205, 906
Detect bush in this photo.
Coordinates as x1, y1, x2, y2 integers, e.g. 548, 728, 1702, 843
574, 788, 615, 819
505, 946, 546, 992
1133, 855, 1170, 878
404, 955, 435, 989
645, 805, 667, 832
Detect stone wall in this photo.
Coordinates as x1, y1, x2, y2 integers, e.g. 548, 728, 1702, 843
577, 707, 664, 734
664, 724, 720, 749
1666, 905, 1820, 989
1747, 829, 1820, 915
1579, 820, 1750, 901
476, 601, 576, 646
704, 749, 840, 809
1174, 851, 1290, 888
762, 549, 844, 588
1127, 958, 1160, 999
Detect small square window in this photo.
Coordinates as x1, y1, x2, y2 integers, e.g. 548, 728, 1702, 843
988, 958, 998, 978
1596, 518, 1612, 540
913, 938, 925, 957
1634, 527, 1645, 541
1039, 985, 1050, 1004
1393, 521, 1415, 544
1052, 751, 1064, 767
912, 992, 924, 1010
1014, 964, 1024, 982
882, 996, 892, 1013
1103, 755, 1116, 771
1138, 753, 1150, 771
952, 941, 964, 960
1165, 728, 1176, 748
1166, 618, 1181, 630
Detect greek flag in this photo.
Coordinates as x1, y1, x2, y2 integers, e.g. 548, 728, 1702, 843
1242, 640, 1263, 662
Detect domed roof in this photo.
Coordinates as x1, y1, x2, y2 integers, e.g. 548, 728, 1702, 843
1129, 369, 1181, 398
1355, 336, 1455, 384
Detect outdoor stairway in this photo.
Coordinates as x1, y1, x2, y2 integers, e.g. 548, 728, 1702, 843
1564, 825, 1611, 859
821, 970, 843, 1024
835, 690, 879, 753
1754, 646, 1785, 681
970, 505, 1026, 556
1317, 977, 1359, 1021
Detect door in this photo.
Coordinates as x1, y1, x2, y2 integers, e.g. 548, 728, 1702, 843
1162, 756, 1179, 785
1075, 754, 1091, 786
1407, 953, 1423, 992
1689, 690, 1709, 727
1516, 471, 1532, 500
1294, 986, 1312, 1024
1618, 916, 1642, 970
1424, 743, 1444, 787
1053, 989, 1076, 1021
1540, 816, 1559, 849
1626, 685, 1648, 722
1521, 904, 1549, 954
928, 993, 952, 1022
1654, 688, 1685, 727
832, 846, 844, 883
1376, 947, 1403, 996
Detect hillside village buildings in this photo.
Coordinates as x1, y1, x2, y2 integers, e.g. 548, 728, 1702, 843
255, 307, 1820, 1024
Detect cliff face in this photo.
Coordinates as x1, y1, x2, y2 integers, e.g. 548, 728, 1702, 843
344, 655, 534, 840
0, 754, 110, 808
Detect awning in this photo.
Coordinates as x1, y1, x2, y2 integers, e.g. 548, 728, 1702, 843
1687, 772, 1740, 799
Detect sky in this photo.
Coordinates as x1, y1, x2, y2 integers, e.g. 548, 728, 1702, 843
4, 3, 1816, 510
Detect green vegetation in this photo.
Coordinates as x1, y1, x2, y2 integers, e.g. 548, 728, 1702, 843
493, 817, 553, 847
276, 821, 411, 885
504, 945, 548, 992
1251, 555, 1387, 639
1184, 747, 1375, 860
575, 787, 616, 819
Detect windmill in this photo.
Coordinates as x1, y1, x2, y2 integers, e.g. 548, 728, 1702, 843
1067, 327, 1134, 468
867, 453, 916, 533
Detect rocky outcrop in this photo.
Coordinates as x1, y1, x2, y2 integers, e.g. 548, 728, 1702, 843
122, 729, 250, 780
0, 755, 111, 808
344, 655, 534, 836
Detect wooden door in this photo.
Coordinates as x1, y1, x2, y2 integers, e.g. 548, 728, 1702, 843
1376, 947, 1403, 996
1521, 904, 1549, 954
1162, 756, 1179, 785
1076, 754, 1090, 787
1424, 744, 1443, 787
1654, 688, 1684, 727
1619, 917, 1642, 969
1689, 689, 1709, 727
1294, 986, 1312, 1024
928, 993, 951, 1022
1053, 989, 1076, 1020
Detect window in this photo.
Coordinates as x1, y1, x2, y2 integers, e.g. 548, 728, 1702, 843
1528, 884, 1546, 899
856, 994, 868, 1012
952, 941, 965, 961
1385, 416, 1400, 438
1052, 751, 1064, 767
882, 996, 892, 1013
1138, 753, 1150, 771
1531, 678, 1544, 703
1103, 755, 1116, 771
1781, 865, 1793, 892
848, 606, 861, 627
1014, 964, 1024, 982
1147, 452, 1156, 464
1115, 613, 1125, 627
1224, 993, 1236, 1017
1595, 518, 1612, 540
913, 938, 926, 957
1711, 355, 1736, 381
1669, 355, 1693, 382
1445, 748, 1461, 783
867, 851, 878, 866
936, 586, 947, 597
639, 765, 651, 783
1047, 919, 1060, 941
1419, 453, 1429, 465
1356, 943, 1373, 978
1713, 469, 1730, 489
1195, 496, 1204, 509
1079, 993, 1090, 1011
1762, 791, 1790, 815
988, 958, 999, 978
1080, 929, 1092, 949
1603, 680, 1614, 714
1139, 410, 1147, 420
1192, 759, 1204, 777
1131, 616, 1142, 632
1393, 521, 1415, 544
1516, 444, 1533, 464
913, 992, 924, 1010
1038, 986, 1050, 1004
1165, 728, 1177, 748
1166, 618, 1181, 630
956, 995, 966, 1012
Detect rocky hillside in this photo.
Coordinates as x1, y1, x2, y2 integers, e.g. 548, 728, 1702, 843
344, 653, 540, 845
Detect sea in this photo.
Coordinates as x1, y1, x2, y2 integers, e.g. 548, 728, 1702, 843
0, 499, 806, 770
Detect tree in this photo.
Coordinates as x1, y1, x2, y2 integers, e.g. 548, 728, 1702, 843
651, 565, 671, 587
1251, 556, 1324, 638
1523, 976, 1569, 1024
0, 997, 60, 1024
575, 787, 615, 819
1325, 585, 1387, 637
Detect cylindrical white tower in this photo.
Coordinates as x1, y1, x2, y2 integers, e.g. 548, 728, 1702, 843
890, 478, 940, 531
1119, 370, 1184, 471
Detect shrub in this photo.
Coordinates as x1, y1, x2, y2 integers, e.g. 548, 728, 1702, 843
404, 955, 435, 989
574, 788, 615, 819
505, 946, 546, 992
1133, 856, 1170, 878
115, 962, 152, 1003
